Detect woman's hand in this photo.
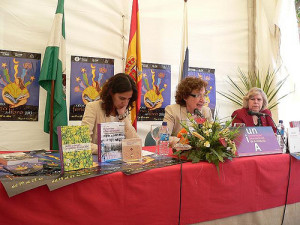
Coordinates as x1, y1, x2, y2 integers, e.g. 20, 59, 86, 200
116, 106, 127, 117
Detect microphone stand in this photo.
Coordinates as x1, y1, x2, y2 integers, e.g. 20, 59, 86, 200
264, 114, 289, 153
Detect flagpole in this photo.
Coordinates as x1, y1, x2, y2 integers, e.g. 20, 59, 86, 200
122, 14, 126, 71
179, 0, 189, 81
39, 0, 68, 151
49, 80, 55, 150
125, 0, 142, 130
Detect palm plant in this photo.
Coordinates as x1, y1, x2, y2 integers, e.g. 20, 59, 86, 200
217, 68, 290, 110
296, 0, 300, 23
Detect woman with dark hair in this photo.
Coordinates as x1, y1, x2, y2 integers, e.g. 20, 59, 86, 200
231, 87, 276, 132
163, 76, 213, 146
82, 73, 139, 154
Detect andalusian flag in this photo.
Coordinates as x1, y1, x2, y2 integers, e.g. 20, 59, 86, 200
179, 0, 189, 81
125, 0, 142, 130
39, 0, 68, 150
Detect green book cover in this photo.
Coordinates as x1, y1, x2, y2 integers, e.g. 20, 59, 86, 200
57, 125, 93, 172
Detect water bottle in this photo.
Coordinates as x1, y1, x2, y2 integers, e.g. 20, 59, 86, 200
277, 120, 285, 151
279, 120, 285, 137
159, 122, 170, 156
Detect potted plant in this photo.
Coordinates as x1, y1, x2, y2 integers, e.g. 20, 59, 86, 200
217, 67, 290, 110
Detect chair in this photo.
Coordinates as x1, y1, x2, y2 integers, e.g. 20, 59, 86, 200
144, 128, 158, 146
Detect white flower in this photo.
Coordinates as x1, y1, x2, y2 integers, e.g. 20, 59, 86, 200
204, 141, 210, 148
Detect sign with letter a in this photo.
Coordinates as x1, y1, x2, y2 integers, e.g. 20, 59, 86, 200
233, 127, 282, 157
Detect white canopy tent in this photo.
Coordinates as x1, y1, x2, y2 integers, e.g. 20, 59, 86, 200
0, 0, 299, 150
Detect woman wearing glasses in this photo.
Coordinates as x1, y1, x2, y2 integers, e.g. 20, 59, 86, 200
231, 87, 276, 132
163, 76, 213, 146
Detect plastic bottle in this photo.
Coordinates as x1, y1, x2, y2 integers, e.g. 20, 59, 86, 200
279, 120, 285, 137
159, 122, 170, 156
277, 120, 285, 151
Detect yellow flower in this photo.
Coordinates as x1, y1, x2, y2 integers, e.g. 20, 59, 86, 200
204, 141, 210, 147
192, 132, 205, 140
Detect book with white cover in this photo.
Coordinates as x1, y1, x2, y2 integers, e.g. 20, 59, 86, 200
288, 127, 300, 154
97, 122, 125, 162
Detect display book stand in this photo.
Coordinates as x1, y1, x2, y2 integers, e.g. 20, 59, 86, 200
288, 121, 300, 159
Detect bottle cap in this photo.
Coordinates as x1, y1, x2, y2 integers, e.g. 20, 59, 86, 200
279, 120, 283, 123
162, 121, 167, 126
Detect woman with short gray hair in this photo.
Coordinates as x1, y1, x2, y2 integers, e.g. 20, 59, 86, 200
231, 87, 276, 132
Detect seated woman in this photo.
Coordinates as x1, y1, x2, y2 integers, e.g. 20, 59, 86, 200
163, 77, 213, 147
82, 73, 139, 154
231, 87, 276, 132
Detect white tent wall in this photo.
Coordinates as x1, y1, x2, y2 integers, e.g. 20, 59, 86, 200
256, 0, 300, 128
0, 0, 279, 151
273, 0, 300, 124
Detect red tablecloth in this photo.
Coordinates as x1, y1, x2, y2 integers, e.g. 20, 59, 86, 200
0, 152, 299, 225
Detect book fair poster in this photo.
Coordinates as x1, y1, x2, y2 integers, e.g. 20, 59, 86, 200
0, 50, 41, 121
69, 56, 114, 120
188, 67, 216, 116
138, 63, 171, 121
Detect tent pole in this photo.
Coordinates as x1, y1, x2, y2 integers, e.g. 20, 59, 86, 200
49, 80, 55, 150
248, 0, 256, 72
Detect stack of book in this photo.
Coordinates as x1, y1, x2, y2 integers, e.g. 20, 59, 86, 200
0, 152, 39, 166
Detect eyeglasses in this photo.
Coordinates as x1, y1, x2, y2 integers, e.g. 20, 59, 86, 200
189, 93, 206, 98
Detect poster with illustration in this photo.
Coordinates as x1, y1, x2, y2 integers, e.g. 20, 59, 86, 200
188, 67, 216, 116
138, 63, 171, 121
0, 50, 41, 121
69, 56, 114, 120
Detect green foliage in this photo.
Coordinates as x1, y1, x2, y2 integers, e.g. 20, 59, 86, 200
217, 68, 290, 110
173, 114, 240, 173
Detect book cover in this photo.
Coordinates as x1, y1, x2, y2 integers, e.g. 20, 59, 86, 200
122, 138, 142, 162
97, 122, 125, 162
3, 162, 43, 175
288, 127, 300, 154
57, 125, 93, 172
0, 152, 39, 166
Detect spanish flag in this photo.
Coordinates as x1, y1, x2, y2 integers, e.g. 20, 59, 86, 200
125, 0, 142, 129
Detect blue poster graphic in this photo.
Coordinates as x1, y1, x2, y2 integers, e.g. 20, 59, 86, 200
69, 56, 114, 120
138, 63, 171, 121
0, 50, 41, 121
188, 67, 216, 116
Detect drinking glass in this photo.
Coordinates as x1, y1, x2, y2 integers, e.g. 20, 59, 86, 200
150, 124, 161, 155
233, 123, 245, 127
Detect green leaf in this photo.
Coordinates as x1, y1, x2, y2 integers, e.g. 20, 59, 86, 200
211, 148, 224, 162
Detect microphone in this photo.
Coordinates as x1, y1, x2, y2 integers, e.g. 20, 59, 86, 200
248, 110, 289, 152
248, 111, 267, 117
194, 108, 204, 118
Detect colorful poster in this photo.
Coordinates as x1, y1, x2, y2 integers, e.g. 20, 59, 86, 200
69, 56, 114, 120
138, 63, 171, 121
188, 67, 216, 116
0, 50, 41, 121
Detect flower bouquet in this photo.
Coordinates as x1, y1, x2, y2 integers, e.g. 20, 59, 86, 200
173, 114, 240, 172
